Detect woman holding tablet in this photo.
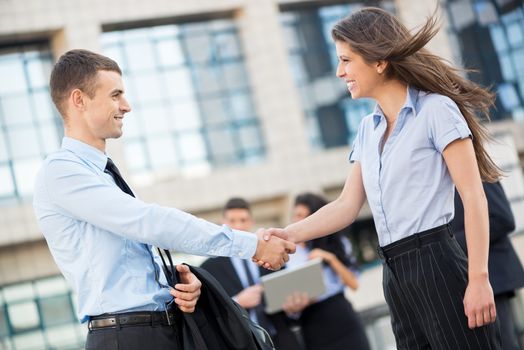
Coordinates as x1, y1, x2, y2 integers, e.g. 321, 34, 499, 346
283, 193, 370, 350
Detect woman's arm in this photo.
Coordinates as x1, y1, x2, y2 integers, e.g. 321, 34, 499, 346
284, 162, 366, 244
309, 248, 359, 290
443, 138, 496, 329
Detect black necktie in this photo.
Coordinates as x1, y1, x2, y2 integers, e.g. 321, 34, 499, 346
242, 260, 273, 335
242, 259, 256, 286
105, 158, 134, 197
104, 158, 165, 286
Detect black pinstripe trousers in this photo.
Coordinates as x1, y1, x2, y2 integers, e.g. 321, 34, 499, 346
379, 225, 501, 349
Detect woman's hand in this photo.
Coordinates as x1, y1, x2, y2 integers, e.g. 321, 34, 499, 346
282, 292, 311, 315
309, 248, 335, 264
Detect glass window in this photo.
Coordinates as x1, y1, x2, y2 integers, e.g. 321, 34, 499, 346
2, 94, 33, 127
239, 124, 263, 151
46, 324, 83, 349
179, 132, 207, 163
0, 56, 27, 94
185, 34, 213, 64
164, 67, 194, 99
147, 136, 178, 169
446, 0, 524, 120
3, 283, 34, 303
39, 295, 75, 327
124, 140, 149, 172
207, 128, 236, 159
27, 57, 52, 89
201, 96, 229, 126
0, 44, 61, 202
498, 83, 520, 109
449, 1, 476, 31
230, 92, 255, 121
0, 133, 8, 162
12, 158, 41, 196
0, 306, 8, 338
35, 276, 69, 297
12, 330, 46, 349
215, 32, 241, 60
222, 61, 248, 90
32, 90, 56, 123
474, 1, 499, 25
1, 276, 85, 349
102, 18, 265, 178
0, 166, 15, 197
7, 301, 40, 332
124, 40, 156, 72
280, 2, 380, 149
7, 128, 40, 158
156, 39, 185, 67
171, 100, 202, 131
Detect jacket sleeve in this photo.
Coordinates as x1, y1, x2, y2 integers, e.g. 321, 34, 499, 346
484, 182, 515, 242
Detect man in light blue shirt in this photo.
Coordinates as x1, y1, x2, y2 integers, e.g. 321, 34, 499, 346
32, 49, 295, 350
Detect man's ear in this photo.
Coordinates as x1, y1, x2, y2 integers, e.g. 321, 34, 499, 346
70, 89, 87, 111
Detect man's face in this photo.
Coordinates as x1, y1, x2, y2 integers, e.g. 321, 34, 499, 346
223, 208, 254, 232
82, 70, 131, 142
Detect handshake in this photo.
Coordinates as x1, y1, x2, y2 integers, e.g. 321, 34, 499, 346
251, 228, 295, 270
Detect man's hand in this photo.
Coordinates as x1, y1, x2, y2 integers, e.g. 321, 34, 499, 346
463, 275, 496, 329
252, 228, 295, 270
169, 264, 202, 313
234, 285, 263, 309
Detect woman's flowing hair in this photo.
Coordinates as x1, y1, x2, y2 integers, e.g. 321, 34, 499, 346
332, 7, 502, 182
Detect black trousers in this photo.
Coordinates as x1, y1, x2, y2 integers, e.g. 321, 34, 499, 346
380, 225, 501, 349
85, 324, 180, 350
300, 293, 371, 350
495, 293, 520, 350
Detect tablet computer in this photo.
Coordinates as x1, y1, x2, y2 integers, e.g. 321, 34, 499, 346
260, 258, 326, 314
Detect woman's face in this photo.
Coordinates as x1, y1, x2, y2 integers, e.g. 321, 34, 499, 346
335, 41, 385, 100
292, 204, 311, 223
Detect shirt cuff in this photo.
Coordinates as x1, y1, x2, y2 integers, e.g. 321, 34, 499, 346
228, 226, 258, 259
435, 123, 471, 153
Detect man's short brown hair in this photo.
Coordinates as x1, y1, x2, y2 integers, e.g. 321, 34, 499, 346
50, 49, 122, 117
223, 198, 251, 213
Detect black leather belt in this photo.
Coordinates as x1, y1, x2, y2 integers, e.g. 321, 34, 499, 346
377, 224, 452, 261
88, 310, 176, 330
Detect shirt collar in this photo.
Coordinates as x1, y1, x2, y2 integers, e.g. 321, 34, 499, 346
61, 137, 108, 172
372, 85, 419, 129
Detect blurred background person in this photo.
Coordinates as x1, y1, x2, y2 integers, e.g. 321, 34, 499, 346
282, 192, 370, 350
452, 181, 524, 350
201, 198, 302, 350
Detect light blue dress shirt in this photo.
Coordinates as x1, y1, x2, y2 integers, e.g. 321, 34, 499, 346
33, 137, 258, 322
350, 86, 472, 246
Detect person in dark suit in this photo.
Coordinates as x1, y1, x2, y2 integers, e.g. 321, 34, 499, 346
201, 198, 302, 350
451, 181, 524, 350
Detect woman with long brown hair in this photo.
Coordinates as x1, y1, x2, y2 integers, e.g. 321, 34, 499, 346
261, 7, 502, 349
